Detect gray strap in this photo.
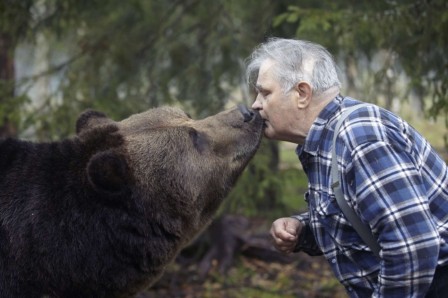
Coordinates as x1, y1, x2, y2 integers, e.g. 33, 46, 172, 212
330, 104, 381, 258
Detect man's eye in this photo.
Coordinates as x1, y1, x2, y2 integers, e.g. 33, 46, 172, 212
257, 88, 269, 96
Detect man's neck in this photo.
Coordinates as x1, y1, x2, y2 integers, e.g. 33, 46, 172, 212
313, 86, 340, 104
308, 87, 339, 120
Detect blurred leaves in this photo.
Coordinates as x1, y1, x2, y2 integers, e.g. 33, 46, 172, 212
274, 0, 448, 123
3, 0, 446, 138
4, 0, 282, 139
1, 0, 446, 219
1, 0, 294, 215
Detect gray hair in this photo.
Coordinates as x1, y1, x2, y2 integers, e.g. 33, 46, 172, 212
245, 38, 341, 95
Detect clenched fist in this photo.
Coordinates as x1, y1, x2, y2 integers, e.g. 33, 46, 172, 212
270, 217, 303, 254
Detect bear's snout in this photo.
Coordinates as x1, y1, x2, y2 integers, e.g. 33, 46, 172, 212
237, 104, 255, 123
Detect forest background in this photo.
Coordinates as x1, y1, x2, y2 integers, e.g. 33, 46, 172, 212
1, 0, 447, 297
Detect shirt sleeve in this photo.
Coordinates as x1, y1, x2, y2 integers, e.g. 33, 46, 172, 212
291, 213, 323, 256
344, 140, 439, 297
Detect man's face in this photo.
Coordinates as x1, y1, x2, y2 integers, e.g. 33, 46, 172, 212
251, 59, 298, 142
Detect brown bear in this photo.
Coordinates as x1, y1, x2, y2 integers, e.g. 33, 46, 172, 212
0, 105, 263, 297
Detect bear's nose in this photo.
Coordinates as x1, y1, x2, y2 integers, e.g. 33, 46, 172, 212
238, 105, 255, 122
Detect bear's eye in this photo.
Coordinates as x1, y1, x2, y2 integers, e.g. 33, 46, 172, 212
189, 128, 208, 153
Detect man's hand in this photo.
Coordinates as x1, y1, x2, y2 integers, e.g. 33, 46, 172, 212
270, 217, 302, 254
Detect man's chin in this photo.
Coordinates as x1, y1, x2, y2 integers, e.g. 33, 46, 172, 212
263, 128, 275, 139
263, 122, 280, 139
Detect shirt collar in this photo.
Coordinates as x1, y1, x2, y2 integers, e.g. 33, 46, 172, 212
296, 94, 344, 157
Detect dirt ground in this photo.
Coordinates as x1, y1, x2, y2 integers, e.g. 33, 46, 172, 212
139, 215, 348, 298
140, 242, 347, 298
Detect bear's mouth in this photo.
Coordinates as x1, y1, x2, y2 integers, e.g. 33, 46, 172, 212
262, 120, 268, 129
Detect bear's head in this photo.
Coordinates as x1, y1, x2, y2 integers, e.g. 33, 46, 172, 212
75, 105, 263, 245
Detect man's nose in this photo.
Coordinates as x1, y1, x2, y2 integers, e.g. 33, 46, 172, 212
251, 96, 262, 110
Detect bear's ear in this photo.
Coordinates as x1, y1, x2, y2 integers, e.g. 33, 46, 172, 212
87, 150, 131, 195
76, 109, 114, 134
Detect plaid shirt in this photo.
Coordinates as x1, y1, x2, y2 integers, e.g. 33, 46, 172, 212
293, 95, 448, 297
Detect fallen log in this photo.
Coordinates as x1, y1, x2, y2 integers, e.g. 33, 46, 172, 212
183, 214, 296, 277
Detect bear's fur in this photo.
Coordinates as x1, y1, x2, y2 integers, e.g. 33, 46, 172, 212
0, 105, 263, 297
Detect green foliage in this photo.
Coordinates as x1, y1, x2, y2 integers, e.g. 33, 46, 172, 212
279, 168, 308, 213
274, 0, 448, 125
223, 141, 309, 218
5, 0, 446, 218
223, 140, 284, 217
0, 80, 30, 128
5, 0, 286, 140
1, 0, 296, 216
0, 0, 33, 41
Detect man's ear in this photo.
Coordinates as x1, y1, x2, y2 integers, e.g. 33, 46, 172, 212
87, 150, 131, 195
76, 109, 114, 134
295, 81, 313, 109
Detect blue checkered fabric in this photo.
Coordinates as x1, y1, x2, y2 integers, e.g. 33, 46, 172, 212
293, 95, 448, 297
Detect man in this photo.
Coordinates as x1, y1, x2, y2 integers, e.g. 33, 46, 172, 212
246, 38, 448, 297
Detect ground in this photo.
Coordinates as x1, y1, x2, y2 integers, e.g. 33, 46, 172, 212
142, 252, 346, 298
140, 217, 347, 298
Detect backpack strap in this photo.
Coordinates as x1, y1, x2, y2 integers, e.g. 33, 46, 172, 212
330, 103, 381, 258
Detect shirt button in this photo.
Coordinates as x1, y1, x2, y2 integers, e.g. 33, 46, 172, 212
347, 287, 353, 292
331, 258, 336, 264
